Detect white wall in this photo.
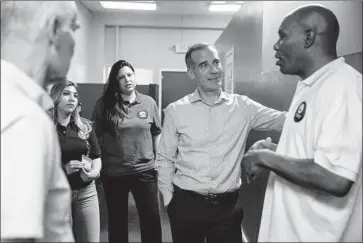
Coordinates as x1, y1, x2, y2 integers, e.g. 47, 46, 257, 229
262, 1, 363, 73
88, 12, 232, 84
113, 27, 222, 85
67, 1, 92, 83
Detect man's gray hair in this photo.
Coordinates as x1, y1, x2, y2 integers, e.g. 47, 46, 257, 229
185, 43, 215, 71
1, 1, 77, 47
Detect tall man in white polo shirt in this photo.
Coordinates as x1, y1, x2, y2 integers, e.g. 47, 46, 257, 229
243, 4, 362, 242
1, 1, 80, 242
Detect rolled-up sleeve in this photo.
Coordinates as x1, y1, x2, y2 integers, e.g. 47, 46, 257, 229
155, 104, 179, 206
243, 96, 287, 131
314, 85, 362, 182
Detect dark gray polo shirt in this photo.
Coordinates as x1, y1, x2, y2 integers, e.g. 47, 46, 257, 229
93, 91, 161, 175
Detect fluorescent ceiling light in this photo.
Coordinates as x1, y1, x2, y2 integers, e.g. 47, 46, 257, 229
212, 1, 226, 3
100, 1, 157, 11
209, 4, 241, 12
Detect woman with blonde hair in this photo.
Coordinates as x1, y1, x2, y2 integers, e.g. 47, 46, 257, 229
50, 80, 102, 242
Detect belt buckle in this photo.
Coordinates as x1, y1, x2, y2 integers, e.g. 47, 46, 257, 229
205, 193, 218, 204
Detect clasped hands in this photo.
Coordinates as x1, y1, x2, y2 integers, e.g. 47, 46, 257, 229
242, 137, 274, 184
64, 156, 99, 182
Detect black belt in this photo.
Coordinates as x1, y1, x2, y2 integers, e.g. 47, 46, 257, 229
173, 185, 238, 202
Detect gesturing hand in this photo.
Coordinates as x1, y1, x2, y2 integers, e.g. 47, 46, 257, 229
241, 156, 261, 184
249, 137, 272, 151
241, 137, 272, 183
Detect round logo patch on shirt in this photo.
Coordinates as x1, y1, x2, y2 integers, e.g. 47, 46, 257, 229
137, 110, 148, 119
294, 101, 306, 122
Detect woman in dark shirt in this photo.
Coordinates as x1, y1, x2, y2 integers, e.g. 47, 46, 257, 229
92, 60, 162, 243
50, 81, 102, 242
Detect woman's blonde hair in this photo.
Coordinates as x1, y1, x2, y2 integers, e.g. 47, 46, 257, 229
49, 80, 92, 140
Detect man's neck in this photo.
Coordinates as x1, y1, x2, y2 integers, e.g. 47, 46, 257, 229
1, 37, 47, 88
300, 54, 336, 80
121, 91, 136, 103
197, 87, 221, 106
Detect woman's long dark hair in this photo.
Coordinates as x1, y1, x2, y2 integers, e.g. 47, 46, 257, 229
101, 60, 135, 112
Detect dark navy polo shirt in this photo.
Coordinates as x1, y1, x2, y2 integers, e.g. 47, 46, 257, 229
92, 91, 162, 175
56, 119, 101, 190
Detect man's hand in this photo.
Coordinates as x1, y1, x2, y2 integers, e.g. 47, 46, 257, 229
243, 149, 275, 173
249, 137, 272, 151
242, 156, 261, 184
241, 137, 273, 183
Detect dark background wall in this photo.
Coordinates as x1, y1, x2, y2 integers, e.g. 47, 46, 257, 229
77, 83, 159, 120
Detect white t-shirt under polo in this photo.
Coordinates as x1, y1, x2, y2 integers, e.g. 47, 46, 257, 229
258, 58, 362, 242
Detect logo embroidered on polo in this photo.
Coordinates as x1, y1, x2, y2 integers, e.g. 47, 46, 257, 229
294, 101, 306, 122
137, 110, 148, 119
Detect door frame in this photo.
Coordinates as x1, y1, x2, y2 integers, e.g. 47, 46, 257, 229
158, 68, 187, 117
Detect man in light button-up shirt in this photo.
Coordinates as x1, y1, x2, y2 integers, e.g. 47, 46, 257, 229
156, 43, 287, 243
1, 1, 80, 242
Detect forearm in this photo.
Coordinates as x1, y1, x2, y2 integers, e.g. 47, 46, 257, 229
261, 154, 315, 187
253, 110, 287, 132
155, 155, 175, 206
91, 158, 102, 173
152, 134, 161, 155
260, 153, 349, 196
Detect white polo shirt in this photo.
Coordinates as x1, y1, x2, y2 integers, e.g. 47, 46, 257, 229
1, 60, 74, 241
258, 58, 362, 242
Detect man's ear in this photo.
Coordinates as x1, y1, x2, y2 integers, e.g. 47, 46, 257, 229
48, 17, 62, 45
187, 69, 195, 80
304, 28, 316, 48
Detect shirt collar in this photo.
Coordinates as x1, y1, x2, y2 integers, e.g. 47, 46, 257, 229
57, 118, 78, 130
189, 88, 231, 104
134, 91, 142, 104
118, 90, 142, 105
302, 57, 345, 87
1, 59, 54, 111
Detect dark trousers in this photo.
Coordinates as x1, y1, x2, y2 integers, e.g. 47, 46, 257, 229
102, 169, 162, 243
167, 185, 244, 243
